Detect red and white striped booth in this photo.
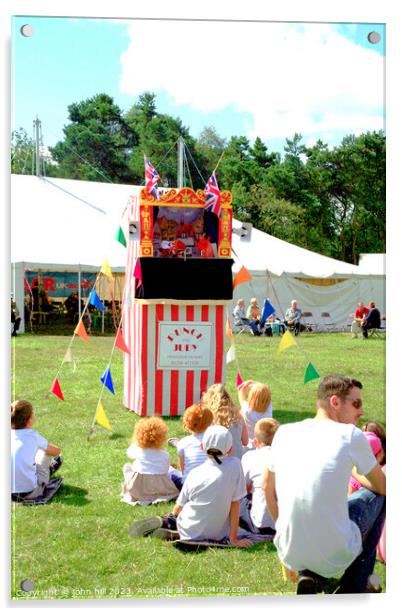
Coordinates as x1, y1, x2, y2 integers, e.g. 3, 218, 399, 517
122, 187, 233, 416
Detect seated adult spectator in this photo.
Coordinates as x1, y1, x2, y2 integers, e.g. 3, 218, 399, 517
283, 300, 302, 335
233, 299, 260, 336
11, 298, 21, 337
246, 298, 262, 334
351, 302, 369, 338
361, 301, 381, 338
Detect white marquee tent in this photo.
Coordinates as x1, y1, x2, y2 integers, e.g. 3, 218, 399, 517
11, 174, 385, 332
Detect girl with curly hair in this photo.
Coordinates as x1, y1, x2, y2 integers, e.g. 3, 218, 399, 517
203, 383, 248, 459
121, 417, 180, 506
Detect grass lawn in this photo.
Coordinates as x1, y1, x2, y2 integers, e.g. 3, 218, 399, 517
11, 332, 386, 600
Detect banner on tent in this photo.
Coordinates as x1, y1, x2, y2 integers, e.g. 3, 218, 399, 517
24, 271, 96, 298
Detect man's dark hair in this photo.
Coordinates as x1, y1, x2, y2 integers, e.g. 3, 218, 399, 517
11, 400, 33, 429
317, 374, 362, 404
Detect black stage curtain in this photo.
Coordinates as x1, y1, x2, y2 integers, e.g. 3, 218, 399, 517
135, 257, 234, 301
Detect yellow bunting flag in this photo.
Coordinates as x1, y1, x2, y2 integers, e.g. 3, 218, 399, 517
277, 330, 297, 353
233, 266, 253, 290
74, 319, 90, 343
63, 347, 77, 371
226, 315, 233, 339
95, 401, 112, 431
101, 260, 113, 279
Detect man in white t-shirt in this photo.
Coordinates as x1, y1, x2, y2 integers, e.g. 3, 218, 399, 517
263, 374, 386, 594
129, 425, 252, 547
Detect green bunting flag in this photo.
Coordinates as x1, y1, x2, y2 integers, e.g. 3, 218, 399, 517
304, 362, 320, 384
115, 226, 127, 247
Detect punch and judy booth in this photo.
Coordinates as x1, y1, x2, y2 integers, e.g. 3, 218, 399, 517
123, 187, 233, 416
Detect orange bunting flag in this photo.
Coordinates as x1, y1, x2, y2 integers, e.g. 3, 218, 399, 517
74, 320, 90, 343
95, 401, 112, 431
115, 329, 130, 354
233, 266, 252, 290
50, 376, 64, 401
277, 330, 297, 354
101, 260, 113, 279
226, 315, 233, 339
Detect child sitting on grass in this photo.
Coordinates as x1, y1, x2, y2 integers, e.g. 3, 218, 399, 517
11, 400, 63, 501
240, 418, 280, 534
237, 379, 273, 447
129, 425, 252, 547
121, 417, 180, 506
175, 402, 213, 487
203, 383, 248, 458
348, 431, 384, 495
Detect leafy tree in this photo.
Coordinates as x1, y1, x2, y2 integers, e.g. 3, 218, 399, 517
11, 129, 35, 174
50, 94, 137, 183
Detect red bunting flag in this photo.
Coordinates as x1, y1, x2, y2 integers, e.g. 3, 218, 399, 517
50, 376, 64, 401
74, 320, 90, 343
133, 259, 142, 289
236, 372, 243, 388
115, 329, 130, 354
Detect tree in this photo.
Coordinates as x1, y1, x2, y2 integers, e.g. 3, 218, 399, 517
50, 94, 137, 183
11, 129, 35, 174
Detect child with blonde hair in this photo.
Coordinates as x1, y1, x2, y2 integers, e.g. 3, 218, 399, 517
202, 383, 248, 458
121, 417, 179, 506
237, 379, 273, 446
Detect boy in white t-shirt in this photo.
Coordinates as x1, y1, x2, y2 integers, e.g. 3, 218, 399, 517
129, 425, 252, 547
240, 418, 279, 535
11, 400, 63, 501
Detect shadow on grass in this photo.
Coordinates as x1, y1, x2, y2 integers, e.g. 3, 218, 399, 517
108, 432, 125, 441
274, 410, 316, 423
55, 484, 90, 506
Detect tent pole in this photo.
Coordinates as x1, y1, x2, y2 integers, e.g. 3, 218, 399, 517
78, 269, 82, 321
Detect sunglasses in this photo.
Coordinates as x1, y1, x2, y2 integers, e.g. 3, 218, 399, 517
341, 397, 363, 409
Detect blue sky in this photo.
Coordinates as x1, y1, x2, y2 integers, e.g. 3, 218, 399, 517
12, 16, 385, 158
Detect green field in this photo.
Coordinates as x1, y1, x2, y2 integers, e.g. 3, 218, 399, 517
11, 332, 386, 600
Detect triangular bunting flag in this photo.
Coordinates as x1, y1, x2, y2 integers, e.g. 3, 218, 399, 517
226, 315, 233, 339
100, 367, 115, 395
260, 299, 276, 328
95, 401, 112, 431
115, 226, 127, 248
115, 329, 130, 354
236, 372, 243, 388
89, 288, 105, 312
133, 259, 142, 289
233, 266, 252, 290
304, 362, 320, 384
74, 319, 90, 343
277, 330, 297, 353
50, 376, 64, 401
226, 344, 236, 364
63, 347, 77, 372
101, 260, 113, 279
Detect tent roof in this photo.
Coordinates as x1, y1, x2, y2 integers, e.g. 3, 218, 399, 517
358, 253, 386, 276
11, 174, 366, 278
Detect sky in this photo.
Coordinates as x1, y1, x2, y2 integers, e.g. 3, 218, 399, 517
11, 16, 385, 158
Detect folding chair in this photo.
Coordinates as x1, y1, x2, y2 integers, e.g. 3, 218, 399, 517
301, 311, 316, 332
320, 312, 335, 332
232, 315, 252, 335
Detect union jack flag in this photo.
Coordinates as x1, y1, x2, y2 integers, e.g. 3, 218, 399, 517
144, 155, 160, 200
204, 171, 221, 217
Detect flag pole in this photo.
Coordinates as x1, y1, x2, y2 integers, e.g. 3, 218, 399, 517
213, 151, 225, 174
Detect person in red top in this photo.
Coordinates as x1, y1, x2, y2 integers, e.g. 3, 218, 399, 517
351, 302, 369, 338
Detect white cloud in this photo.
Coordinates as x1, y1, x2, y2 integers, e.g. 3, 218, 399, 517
119, 21, 384, 142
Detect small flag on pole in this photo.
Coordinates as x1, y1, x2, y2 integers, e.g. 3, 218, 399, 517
233, 266, 253, 290
226, 344, 236, 364
95, 401, 112, 431
101, 260, 113, 279
236, 372, 243, 388
260, 299, 276, 328
204, 171, 221, 217
50, 376, 64, 401
304, 362, 320, 384
74, 320, 90, 343
100, 367, 115, 395
277, 330, 297, 353
144, 155, 160, 200
89, 289, 105, 312
115, 329, 130, 354
133, 259, 143, 289
115, 226, 127, 247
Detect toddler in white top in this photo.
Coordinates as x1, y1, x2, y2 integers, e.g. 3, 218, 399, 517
121, 417, 179, 506
238, 379, 273, 447
176, 402, 213, 483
